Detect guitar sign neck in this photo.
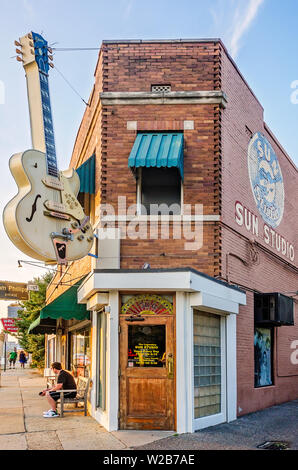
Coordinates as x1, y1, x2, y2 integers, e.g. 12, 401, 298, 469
31, 32, 58, 178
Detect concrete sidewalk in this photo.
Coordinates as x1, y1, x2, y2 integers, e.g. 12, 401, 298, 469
1, 367, 297, 451
0, 367, 174, 450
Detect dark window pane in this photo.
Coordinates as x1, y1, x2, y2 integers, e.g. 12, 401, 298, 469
128, 325, 166, 368
141, 167, 181, 215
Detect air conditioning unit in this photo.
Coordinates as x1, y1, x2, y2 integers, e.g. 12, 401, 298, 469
254, 293, 294, 326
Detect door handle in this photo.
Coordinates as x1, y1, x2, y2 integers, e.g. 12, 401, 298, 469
167, 353, 174, 379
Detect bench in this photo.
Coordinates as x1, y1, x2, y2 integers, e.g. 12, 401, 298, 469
56, 376, 90, 418
44, 368, 90, 417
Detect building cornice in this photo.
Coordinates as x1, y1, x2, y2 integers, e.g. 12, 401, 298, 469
100, 91, 228, 108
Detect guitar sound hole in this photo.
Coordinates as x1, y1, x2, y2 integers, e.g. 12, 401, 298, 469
26, 194, 41, 222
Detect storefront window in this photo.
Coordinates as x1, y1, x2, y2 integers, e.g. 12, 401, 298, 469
254, 328, 273, 387
127, 325, 166, 368
69, 328, 91, 377
47, 337, 56, 368
193, 311, 221, 419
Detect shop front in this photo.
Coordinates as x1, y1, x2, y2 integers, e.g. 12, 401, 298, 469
28, 279, 91, 376
78, 268, 246, 433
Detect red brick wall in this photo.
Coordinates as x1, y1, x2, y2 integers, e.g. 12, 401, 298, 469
100, 103, 221, 276
220, 45, 298, 415
101, 41, 221, 92
95, 41, 224, 277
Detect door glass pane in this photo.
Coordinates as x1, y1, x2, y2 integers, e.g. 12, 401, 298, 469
128, 325, 166, 368
194, 311, 221, 418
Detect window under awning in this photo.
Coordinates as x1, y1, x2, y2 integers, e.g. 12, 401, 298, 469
40, 278, 89, 321
28, 317, 57, 335
76, 154, 95, 194
128, 133, 184, 180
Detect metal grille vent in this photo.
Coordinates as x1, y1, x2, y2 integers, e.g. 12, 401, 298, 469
151, 85, 171, 93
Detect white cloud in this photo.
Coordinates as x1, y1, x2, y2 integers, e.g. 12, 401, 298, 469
230, 0, 264, 59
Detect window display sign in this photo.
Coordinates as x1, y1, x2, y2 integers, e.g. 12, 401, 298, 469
254, 328, 272, 387
121, 294, 173, 316
128, 325, 166, 367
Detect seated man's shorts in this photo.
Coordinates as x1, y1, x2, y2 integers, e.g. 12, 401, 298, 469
49, 391, 77, 401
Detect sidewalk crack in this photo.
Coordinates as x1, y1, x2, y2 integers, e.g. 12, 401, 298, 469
18, 376, 28, 434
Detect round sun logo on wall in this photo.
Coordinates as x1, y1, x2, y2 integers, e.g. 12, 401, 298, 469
248, 132, 284, 228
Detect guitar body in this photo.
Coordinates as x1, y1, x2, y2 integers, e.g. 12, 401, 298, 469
3, 149, 93, 263
4, 32, 95, 264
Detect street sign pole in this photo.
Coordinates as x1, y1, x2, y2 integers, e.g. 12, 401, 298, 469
4, 336, 6, 372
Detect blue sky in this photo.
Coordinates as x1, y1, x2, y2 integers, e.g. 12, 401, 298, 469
0, 0, 297, 312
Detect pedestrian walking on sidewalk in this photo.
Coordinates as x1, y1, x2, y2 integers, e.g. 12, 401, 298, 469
40, 362, 77, 418
9, 348, 17, 368
19, 350, 27, 369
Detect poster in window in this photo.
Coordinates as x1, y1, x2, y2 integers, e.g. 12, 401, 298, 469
128, 325, 166, 367
254, 328, 272, 387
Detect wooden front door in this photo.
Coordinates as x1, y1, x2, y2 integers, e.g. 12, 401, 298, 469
119, 315, 175, 430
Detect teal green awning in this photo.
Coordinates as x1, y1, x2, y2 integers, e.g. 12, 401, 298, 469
28, 317, 57, 335
128, 133, 184, 179
40, 278, 89, 321
76, 154, 95, 194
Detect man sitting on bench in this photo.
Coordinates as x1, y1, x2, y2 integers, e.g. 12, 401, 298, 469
40, 362, 77, 418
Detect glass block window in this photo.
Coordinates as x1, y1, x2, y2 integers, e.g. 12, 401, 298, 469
194, 311, 221, 419
151, 84, 171, 93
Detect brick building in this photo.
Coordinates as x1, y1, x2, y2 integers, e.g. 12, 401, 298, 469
34, 39, 297, 432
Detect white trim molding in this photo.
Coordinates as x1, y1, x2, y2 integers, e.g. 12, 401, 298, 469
77, 268, 246, 308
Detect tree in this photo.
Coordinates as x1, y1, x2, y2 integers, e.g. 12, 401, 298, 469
15, 272, 53, 369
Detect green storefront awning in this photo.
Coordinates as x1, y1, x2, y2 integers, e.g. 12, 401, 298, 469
128, 133, 184, 180
76, 154, 95, 194
28, 317, 57, 335
40, 278, 89, 321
